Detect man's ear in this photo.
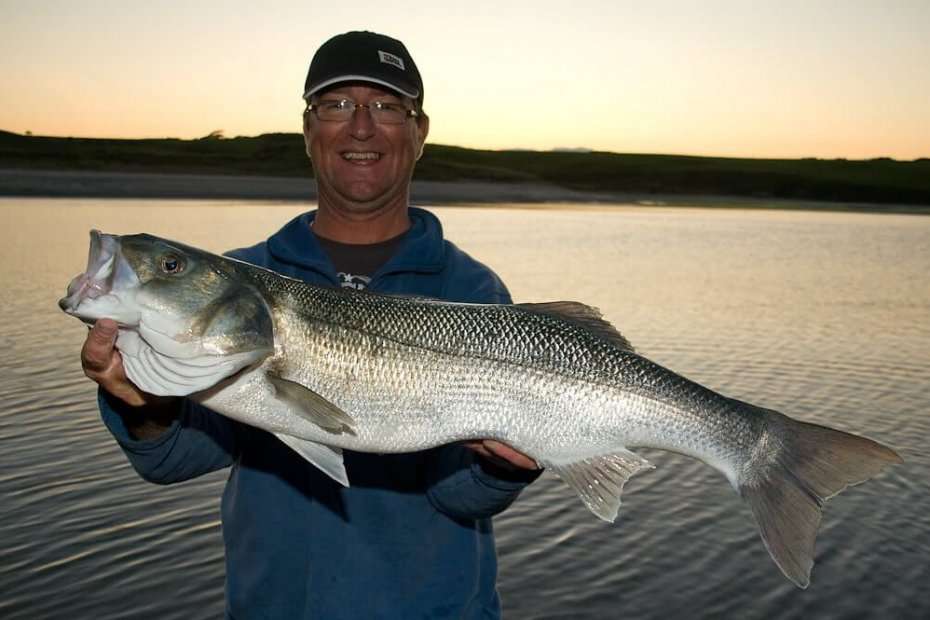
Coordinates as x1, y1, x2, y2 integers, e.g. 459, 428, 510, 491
302, 111, 313, 160
415, 113, 430, 161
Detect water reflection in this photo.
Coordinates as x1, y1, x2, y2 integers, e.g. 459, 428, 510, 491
1, 199, 927, 619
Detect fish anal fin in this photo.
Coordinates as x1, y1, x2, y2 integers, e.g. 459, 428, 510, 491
266, 372, 356, 435
517, 301, 634, 352
544, 449, 654, 522
274, 432, 349, 487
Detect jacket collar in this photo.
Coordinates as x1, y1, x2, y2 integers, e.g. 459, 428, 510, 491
267, 207, 446, 277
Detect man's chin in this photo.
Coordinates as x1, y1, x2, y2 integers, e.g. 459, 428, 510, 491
326, 184, 402, 214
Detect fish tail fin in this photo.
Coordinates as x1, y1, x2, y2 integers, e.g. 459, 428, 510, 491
737, 404, 902, 588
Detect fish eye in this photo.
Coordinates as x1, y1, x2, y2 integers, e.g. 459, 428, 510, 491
160, 254, 184, 275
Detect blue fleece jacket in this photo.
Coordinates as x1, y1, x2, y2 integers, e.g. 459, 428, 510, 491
99, 208, 539, 619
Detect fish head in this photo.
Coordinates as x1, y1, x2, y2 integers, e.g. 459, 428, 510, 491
59, 230, 274, 395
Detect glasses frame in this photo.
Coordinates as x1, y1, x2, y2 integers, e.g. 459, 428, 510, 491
306, 98, 419, 125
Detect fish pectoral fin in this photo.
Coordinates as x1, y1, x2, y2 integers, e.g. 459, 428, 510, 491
543, 449, 654, 523
274, 432, 349, 487
266, 372, 357, 435
516, 301, 635, 352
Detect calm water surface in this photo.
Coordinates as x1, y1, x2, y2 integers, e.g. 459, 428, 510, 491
1, 199, 928, 619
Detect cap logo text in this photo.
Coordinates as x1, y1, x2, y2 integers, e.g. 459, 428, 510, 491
378, 50, 405, 70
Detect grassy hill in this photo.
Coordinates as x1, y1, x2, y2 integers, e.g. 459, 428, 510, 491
2, 130, 928, 205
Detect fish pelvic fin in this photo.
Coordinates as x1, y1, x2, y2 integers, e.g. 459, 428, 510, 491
737, 403, 902, 589
274, 432, 349, 487
266, 372, 357, 435
543, 449, 654, 522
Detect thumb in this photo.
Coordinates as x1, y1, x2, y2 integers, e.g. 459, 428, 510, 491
91, 318, 119, 343
83, 319, 120, 371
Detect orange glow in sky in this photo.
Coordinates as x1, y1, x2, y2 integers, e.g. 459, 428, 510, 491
1, 1, 928, 159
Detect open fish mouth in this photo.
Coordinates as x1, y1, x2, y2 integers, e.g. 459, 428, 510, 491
58, 230, 140, 323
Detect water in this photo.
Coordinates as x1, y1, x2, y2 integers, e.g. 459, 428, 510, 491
1, 198, 927, 619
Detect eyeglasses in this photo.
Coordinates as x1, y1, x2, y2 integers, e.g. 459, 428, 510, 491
307, 98, 418, 125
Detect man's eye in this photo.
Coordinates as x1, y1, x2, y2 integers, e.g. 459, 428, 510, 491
317, 100, 346, 112
374, 102, 403, 113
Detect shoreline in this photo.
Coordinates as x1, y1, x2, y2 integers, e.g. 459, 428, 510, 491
2, 168, 928, 215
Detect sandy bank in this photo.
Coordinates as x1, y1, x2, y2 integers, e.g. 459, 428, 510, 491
0, 168, 623, 203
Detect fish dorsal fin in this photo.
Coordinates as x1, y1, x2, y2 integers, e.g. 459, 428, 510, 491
274, 432, 349, 486
266, 373, 357, 435
516, 301, 635, 352
543, 449, 654, 522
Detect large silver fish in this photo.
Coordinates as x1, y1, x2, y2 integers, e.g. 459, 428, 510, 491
59, 230, 901, 588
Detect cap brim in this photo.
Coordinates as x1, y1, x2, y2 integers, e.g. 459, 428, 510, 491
303, 75, 419, 101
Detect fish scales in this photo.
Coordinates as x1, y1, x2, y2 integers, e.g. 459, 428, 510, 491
244, 270, 765, 467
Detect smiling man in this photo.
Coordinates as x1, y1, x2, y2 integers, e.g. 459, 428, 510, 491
301, 32, 428, 247
81, 31, 541, 619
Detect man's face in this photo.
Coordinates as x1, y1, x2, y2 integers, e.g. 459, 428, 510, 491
303, 83, 429, 215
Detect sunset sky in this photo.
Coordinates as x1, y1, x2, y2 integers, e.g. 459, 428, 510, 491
2, 0, 928, 159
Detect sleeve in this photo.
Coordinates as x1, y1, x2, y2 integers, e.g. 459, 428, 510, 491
99, 389, 238, 484
462, 266, 512, 305
425, 254, 542, 519
426, 444, 542, 520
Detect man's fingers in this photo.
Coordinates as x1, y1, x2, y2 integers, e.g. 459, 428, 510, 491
89, 318, 118, 345
77, 319, 149, 408
483, 440, 539, 470
463, 441, 494, 460
81, 319, 119, 371
463, 439, 540, 471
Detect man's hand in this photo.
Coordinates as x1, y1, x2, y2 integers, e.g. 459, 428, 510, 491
81, 319, 151, 407
82, 319, 180, 439
463, 440, 540, 471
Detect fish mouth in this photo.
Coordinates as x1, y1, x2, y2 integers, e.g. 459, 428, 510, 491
58, 230, 140, 323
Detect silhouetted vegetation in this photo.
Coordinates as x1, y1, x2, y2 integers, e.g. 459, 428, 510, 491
2, 130, 928, 205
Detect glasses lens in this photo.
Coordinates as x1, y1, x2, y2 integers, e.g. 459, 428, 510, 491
370, 101, 407, 124
313, 99, 411, 124
315, 99, 352, 121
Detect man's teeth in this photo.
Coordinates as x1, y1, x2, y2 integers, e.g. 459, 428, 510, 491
342, 152, 380, 160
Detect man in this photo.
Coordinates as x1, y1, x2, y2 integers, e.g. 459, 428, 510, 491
81, 31, 540, 619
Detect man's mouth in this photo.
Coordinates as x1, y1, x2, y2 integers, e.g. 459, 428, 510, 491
341, 151, 381, 162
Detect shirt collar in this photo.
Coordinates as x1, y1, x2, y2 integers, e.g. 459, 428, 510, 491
267, 207, 445, 276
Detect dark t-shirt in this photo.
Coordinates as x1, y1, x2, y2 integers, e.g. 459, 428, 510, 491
315, 231, 406, 290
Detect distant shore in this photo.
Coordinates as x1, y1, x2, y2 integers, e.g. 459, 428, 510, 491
2, 168, 929, 215
3, 130, 928, 210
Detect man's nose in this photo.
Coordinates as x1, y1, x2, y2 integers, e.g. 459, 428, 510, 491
349, 105, 376, 139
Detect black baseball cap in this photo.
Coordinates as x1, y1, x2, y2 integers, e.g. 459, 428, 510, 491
303, 31, 423, 106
